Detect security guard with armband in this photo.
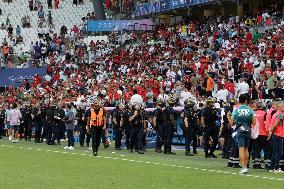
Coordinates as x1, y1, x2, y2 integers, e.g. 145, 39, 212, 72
86, 99, 107, 156
183, 99, 198, 156
163, 97, 177, 155
201, 98, 219, 158
153, 100, 165, 153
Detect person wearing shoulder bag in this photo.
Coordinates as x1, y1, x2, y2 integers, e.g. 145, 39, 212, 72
227, 94, 256, 174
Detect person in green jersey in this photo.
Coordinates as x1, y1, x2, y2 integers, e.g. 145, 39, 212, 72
227, 94, 256, 174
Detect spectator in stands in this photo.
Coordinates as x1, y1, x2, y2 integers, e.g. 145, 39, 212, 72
0, 8, 2, 15
29, 0, 34, 11
47, 0, 52, 9
54, 0, 59, 9
73, 0, 77, 6
16, 25, 21, 36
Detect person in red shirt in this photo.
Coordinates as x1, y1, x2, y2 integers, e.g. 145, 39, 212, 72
254, 101, 269, 169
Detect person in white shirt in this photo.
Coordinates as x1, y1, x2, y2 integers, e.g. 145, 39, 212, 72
9, 103, 22, 143
216, 85, 229, 103
157, 89, 169, 103
130, 89, 143, 106
237, 78, 250, 98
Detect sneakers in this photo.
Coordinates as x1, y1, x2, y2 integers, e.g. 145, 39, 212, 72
268, 170, 274, 173
64, 146, 75, 150
273, 169, 284, 173
8, 136, 12, 141
69, 146, 75, 150
239, 168, 249, 174
11, 139, 18, 143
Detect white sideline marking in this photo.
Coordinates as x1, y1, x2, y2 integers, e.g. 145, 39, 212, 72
1, 144, 283, 182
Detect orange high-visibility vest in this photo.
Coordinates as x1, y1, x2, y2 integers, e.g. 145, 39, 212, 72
90, 108, 104, 127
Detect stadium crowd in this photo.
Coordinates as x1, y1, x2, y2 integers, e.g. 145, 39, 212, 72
0, 1, 284, 174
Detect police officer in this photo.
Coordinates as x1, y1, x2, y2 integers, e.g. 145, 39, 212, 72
129, 103, 146, 154
40, 103, 48, 142
46, 104, 55, 145
23, 103, 33, 141
153, 101, 165, 153
0, 104, 6, 139
32, 103, 43, 143
183, 99, 198, 156
77, 105, 89, 147
112, 103, 124, 150
163, 97, 177, 155
86, 99, 107, 156
122, 103, 131, 150
220, 100, 235, 159
201, 98, 219, 158
54, 103, 65, 145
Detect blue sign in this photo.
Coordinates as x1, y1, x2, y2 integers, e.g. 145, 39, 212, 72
87, 19, 153, 32
135, 0, 214, 16
0, 68, 46, 87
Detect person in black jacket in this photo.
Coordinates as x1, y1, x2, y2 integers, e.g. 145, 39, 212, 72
54, 103, 65, 145
153, 101, 165, 153
129, 103, 146, 154
0, 104, 6, 139
163, 97, 178, 155
201, 98, 219, 158
46, 104, 55, 145
112, 103, 124, 150
22, 103, 33, 141
40, 103, 48, 142
183, 100, 198, 156
32, 103, 43, 143
77, 105, 89, 147
122, 104, 131, 150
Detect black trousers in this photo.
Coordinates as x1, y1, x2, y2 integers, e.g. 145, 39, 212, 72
41, 120, 47, 141
164, 123, 174, 153
60, 124, 66, 140
204, 126, 218, 155
79, 124, 90, 146
46, 121, 54, 144
23, 120, 32, 140
34, 121, 42, 142
90, 126, 103, 153
156, 123, 164, 150
124, 125, 130, 149
0, 124, 4, 138
67, 129, 74, 147
257, 135, 269, 160
114, 126, 122, 148
184, 127, 193, 152
19, 123, 24, 139
222, 126, 233, 155
129, 126, 143, 151
53, 122, 62, 143
228, 139, 240, 167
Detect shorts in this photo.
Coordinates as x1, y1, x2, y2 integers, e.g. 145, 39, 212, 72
6, 123, 11, 129
236, 133, 250, 148
10, 125, 19, 131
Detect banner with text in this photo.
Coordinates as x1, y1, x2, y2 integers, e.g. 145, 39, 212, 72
0, 68, 46, 87
87, 19, 154, 32
135, 0, 214, 17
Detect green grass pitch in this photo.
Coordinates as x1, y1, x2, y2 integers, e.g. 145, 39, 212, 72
0, 138, 283, 189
